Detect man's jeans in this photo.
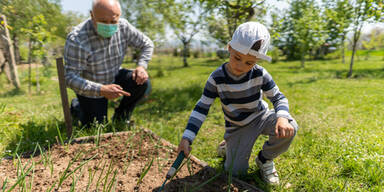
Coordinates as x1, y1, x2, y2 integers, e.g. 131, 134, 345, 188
71, 68, 148, 127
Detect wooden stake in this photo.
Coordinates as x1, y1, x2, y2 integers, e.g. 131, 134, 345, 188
56, 57, 73, 139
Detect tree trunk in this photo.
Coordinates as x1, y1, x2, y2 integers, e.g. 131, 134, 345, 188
1, 15, 20, 89
28, 40, 32, 93
36, 63, 40, 93
183, 42, 189, 67
348, 42, 357, 78
348, 25, 362, 78
341, 42, 345, 65
300, 52, 305, 68
12, 35, 21, 64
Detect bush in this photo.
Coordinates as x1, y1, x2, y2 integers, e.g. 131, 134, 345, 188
192, 51, 200, 58
216, 49, 229, 59
270, 48, 282, 63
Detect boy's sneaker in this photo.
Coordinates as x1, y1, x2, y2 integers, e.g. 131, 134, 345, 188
256, 157, 280, 185
216, 140, 226, 157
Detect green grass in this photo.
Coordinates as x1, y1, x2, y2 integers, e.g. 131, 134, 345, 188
0, 54, 383, 191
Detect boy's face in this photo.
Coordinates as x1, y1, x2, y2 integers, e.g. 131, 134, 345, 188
227, 46, 259, 76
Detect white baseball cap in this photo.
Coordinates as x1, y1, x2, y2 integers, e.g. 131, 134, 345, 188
229, 22, 272, 62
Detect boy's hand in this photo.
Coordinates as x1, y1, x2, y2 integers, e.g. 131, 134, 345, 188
275, 117, 295, 138
177, 138, 192, 157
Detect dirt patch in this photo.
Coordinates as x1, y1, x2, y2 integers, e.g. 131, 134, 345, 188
0, 129, 260, 191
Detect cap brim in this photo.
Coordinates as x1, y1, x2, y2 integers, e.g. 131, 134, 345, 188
249, 50, 272, 62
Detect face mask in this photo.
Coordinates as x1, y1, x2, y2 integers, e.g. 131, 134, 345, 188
96, 22, 118, 38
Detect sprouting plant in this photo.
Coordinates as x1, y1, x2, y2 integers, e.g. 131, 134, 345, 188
105, 170, 118, 192
7, 154, 35, 192
56, 151, 97, 190
70, 167, 83, 192
136, 158, 154, 186
226, 140, 240, 192
137, 132, 146, 156
85, 168, 95, 192
123, 149, 134, 174
2, 177, 8, 191
12, 136, 23, 164
95, 123, 103, 147
102, 160, 115, 192
28, 161, 36, 192
35, 143, 47, 167
187, 158, 193, 176
95, 160, 108, 190
56, 122, 64, 146
45, 141, 54, 177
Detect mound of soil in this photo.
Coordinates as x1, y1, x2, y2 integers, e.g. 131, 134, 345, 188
0, 129, 260, 191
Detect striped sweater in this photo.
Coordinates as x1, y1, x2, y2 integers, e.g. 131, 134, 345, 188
182, 63, 290, 143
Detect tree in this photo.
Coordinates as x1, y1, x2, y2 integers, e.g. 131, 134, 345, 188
294, 1, 327, 67
148, 0, 206, 67
21, 14, 52, 93
323, 0, 354, 64
276, 0, 327, 66
0, 0, 74, 62
120, 0, 166, 62
0, 15, 20, 89
269, 12, 283, 63
347, 0, 383, 78
361, 28, 384, 59
121, 0, 166, 44
198, 0, 267, 45
166, 1, 205, 67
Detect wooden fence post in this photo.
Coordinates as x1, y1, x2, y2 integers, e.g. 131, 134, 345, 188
56, 57, 73, 139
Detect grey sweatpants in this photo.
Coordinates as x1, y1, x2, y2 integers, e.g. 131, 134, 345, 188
224, 109, 298, 175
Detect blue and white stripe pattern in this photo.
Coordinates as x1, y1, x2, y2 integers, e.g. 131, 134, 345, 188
182, 63, 290, 143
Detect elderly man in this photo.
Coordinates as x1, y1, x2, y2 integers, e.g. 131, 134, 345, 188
64, 0, 153, 127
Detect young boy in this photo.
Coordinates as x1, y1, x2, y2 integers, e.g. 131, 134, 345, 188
177, 22, 298, 185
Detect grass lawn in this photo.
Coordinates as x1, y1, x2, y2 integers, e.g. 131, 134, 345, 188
0, 54, 383, 191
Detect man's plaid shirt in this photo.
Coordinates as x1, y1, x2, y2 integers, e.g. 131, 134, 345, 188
64, 18, 154, 98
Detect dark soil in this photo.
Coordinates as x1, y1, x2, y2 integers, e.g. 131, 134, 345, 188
0, 129, 257, 191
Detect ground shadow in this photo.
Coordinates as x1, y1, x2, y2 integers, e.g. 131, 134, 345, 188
2, 116, 129, 158
287, 77, 319, 87
3, 118, 65, 157
152, 167, 267, 192
193, 58, 226, 67
0, 88, 25, 98
285, 68, 384, 87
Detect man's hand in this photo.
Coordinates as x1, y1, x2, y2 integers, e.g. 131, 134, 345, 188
100, 84, 130, 100
132, 66, 148, 85
275, 117, 295, 138
177, 138, 192, 157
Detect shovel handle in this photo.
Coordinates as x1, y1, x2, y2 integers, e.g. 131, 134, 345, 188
166, 151, 185, 179
172, 151, 185, 169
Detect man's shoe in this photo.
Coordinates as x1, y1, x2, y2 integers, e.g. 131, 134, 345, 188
217, 140, 226, 157
256, 157, 280, 185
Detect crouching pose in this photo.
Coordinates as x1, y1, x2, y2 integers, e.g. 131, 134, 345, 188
177, 22, 298, 185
